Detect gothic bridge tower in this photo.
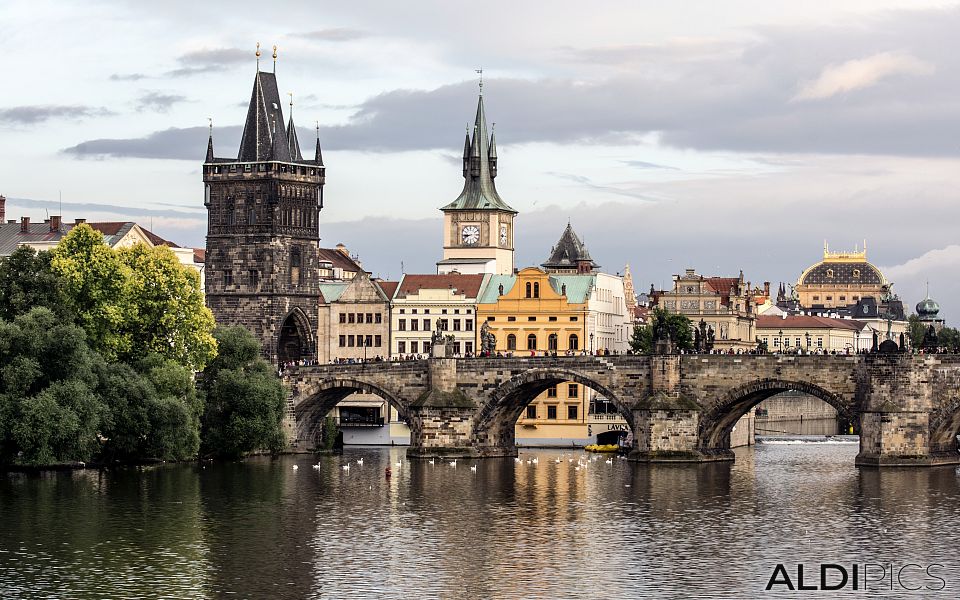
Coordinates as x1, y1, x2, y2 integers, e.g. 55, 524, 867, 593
203, 48, 324, 364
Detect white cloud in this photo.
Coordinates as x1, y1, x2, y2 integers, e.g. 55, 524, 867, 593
793, 51, 934, 101
881, 245, 960, 322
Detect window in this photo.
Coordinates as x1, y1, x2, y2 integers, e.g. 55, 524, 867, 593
375, 313, 383, 324
439, 319, 448, 331
826, 296, 833, 301
410, 341, 419, 353
465, 341, 473, 354
365, 335, 373, 347
249, 270, 259, 286
348, 335, 355, 347
487, 316, 495, 321
398, 341, 406, 353
398, 319, 406, 331
570, 316, 578, 322
813, 296, 820, 301
548, 333, 558, 351
549, 316, 557, 322
547, 386, 558, 398
507, 334, 517, 350
526, 405, 537, 419
411, 319, 419, 331
339, 335, 346, 347
375, 335, 382, 347
290, 247, 302, 285
569, 334, 579, 350
826, 269, 834, 278
224, 271, 233, 285
816, 337, 823, 348
454, 309, 460, 314
465, 320, 473, 331
356, 313, 363, 323
839, 296, 846, 302
507, 316, 516, 322
533, 282, 540, 298
528, 316, 536, 322
568, 405, 578, 420
453, 319, 461, 331
525, 282, 532, 298
424, 342, 431, 353
568, 384, 579, 398
424, 319, 430, 330
339, 313, 347, 324
795, 337, 801, 348
527, 334, 537, 350
453, 342, 461, 354
412, 309, 418, 314
366, 313, 373, 324
547, 405, 557, 420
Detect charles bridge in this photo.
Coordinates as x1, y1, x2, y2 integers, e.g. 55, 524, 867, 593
281, 352, 960, 467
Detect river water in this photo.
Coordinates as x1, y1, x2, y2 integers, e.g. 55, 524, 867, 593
3, 443, 960, 599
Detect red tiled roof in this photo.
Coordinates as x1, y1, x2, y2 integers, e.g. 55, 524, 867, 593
756, 315, 866, 331
376, 281, 399, 298
193, 248, 206, 263
317, 247, 366, 274
395, 274, 486, 299
85, 222, 180, 248
704, 277, 738, 296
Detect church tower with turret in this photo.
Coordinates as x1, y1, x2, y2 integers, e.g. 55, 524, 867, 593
203, 46, 324, 364
437, 84, 517, 275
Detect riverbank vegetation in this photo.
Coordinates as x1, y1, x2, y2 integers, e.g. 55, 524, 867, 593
0, 225, 286, 467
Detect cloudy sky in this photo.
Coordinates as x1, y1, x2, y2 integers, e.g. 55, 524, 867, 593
2, 0, 959, 322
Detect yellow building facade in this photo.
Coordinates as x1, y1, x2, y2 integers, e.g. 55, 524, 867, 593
476, 267, 628, 446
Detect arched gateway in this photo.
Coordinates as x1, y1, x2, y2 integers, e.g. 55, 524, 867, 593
280, 354, 960, 467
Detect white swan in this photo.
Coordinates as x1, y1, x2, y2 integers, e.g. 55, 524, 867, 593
292, 465, 299, 471
470, 465, 477, 472
342, 464, 350, 471
449, 460, 457, 467
356, 458, 363, 465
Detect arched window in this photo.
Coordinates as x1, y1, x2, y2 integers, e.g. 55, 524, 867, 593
569, 334, 579, 350
525, 282, 532, 298
290, 247, 302, 285
548, 333, 558, 351
533, 282, 540, 298
527, 333, 537, 350
507, 334, 517, 350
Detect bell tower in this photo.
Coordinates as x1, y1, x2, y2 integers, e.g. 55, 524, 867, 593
437, 81, 517, 275
203, 45, 324, 364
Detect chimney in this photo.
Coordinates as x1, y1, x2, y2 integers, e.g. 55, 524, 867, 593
74, 218, 86, 225
20, 216, 30, 233
335, 243, 349, 255
764, 281, 770, 296
0, 195, 5, 222
50, 215, 62, 232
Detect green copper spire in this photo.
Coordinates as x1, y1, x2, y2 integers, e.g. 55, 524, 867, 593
442, 93, 516, 213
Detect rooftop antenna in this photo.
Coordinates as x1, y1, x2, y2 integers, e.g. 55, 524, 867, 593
255, 42, 261, 71
272, 45, 278, 73
475, 68, 483, 95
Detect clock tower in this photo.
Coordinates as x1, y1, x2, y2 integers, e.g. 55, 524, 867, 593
437, 91, 517, 275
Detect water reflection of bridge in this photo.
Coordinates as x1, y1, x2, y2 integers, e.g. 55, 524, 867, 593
282, 354, 960, 466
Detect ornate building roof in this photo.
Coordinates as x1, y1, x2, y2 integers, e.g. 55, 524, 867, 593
541, 223, 599, 272
797, 242, 887, 287
917, 285, 942, 322
441, 94, 515, 213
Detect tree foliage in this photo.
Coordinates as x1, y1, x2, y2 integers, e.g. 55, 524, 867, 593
200, 326, 287, 459
50, 224, 217, 370
629, 307, 694, 353
0, 247, 71, 322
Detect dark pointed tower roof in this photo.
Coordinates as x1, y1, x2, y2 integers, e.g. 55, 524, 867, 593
441, 94, 516, 213
541, 222, 600, 271
286, 100, 303, 161
237, 70, 290, 162
205, 127, 214, 163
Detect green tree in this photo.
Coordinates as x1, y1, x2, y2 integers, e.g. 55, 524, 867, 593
51, 224, 217, 370
0, 308, 106, 465
200, 326, 287, 459
907, 314, 927, 349
938, 327, 960, 352
0, 247, 71, 322
98, 355, 202, 462
629, 307, 693, 354
117, 244, 217, 371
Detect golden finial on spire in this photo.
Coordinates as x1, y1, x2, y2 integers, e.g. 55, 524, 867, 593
475, 68, 483, 95
272, 45, 278, 72
288, 92, 293, 109
255, 42, 261, 70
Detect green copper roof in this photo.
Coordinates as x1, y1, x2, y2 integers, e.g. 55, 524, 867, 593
318, 282, 349, 303
441, 95, 516, 213
548, 275, 595, 304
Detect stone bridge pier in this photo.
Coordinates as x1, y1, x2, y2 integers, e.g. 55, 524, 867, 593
282, 353, 960, 467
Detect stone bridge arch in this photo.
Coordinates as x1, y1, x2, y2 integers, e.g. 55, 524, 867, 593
698, 378, 856, 453
473, 367, 630, 457
293, 377, 410, 450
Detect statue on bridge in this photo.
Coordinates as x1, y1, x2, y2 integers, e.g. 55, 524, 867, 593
480, 321, 496, 355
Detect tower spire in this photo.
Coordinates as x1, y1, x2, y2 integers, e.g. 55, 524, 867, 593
205, 117, 214, 162
314, 121, 324, 166
286, 92, 303, 160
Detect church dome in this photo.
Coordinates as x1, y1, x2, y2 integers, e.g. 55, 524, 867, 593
797, 243, 886, 287
916, 296, 941, 319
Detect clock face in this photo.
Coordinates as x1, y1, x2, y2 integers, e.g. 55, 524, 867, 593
500, 224, 508, 245
461, 225, 480, 246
